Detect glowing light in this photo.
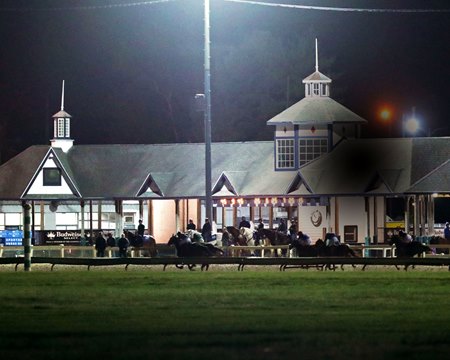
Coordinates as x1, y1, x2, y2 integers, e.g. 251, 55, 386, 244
404, 117, 420, 134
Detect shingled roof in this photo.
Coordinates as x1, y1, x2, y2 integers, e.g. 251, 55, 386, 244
0, 138, 448, 200
266, 97, 367, 126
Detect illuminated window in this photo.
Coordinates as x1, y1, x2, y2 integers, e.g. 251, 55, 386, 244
43, 168, 62, 186
276, 139, 295, 169
298, 138, 328, 166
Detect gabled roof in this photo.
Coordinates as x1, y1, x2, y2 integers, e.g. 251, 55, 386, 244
267, 97, 367, 126
299, 138, 414, 195
406, 159, 450, 194
0, 146, 50, 199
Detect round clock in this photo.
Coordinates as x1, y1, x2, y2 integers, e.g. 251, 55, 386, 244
310, 210, 322, 227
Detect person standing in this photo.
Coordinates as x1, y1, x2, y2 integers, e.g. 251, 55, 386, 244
106, 233, 116, 247
277, 219, 287, 234
95, 231, 106, 257
117, 233, 130, 258
444, 222, 450, 240
187, 219, 196, 231
137, 220, 145, 237
201, 218, 212, 242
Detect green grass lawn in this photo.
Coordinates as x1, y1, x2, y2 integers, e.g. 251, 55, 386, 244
0, 267, 449, 360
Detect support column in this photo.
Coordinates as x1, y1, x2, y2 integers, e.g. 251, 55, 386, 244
31, 201, 35, 245
365, 197, 370, 243
89, 201, 93, 244
40, 201, 45, 231
97, 200, 102, 230
175, 199, 180, 232
420, 195, 426, 236
404, 196, 410, 235
427, 195, 435, 235
23, 202, 32, 271
139, 200, 144, 222
334, 197, 340, 236
80, 200, 85, 245
414, 195, 420, 236
114, 200, 123, 238
373, 197, 378, 244
147, 200, 153, 236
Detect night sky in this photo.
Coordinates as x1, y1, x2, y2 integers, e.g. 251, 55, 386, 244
1, 0, 450, 163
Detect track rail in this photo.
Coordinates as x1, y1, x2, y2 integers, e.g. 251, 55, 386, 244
2, 256, 450, 271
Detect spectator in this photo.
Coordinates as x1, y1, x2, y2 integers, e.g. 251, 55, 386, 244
187, 219, 196, 231
444, 222, 450, 240
117, 233, 130, 258
106, 233, 116, 247
277, 219, 287, 234
95, 231, 106, 257
201, 218, 212, 242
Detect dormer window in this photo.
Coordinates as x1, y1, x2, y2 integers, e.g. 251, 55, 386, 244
43, 168, 62, 186
276, 139, 295, 169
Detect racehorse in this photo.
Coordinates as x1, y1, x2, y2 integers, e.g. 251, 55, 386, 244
257, 228, 291, 246
429, 235, 450, 254
257, 228, 291, 257
226, 226, 247, 246
239, 227, 255, 246
389, 235, 432, 271
314, 239, 357, 258
125, 230, 157, 257
389, 235, 432, 258
142, 235, 158, 257
167, 234, 223, 271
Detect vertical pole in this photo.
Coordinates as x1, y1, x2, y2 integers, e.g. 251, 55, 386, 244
175, 199, 180, 232
204, 0, 212, 224
80, 200, 85, 245
23, 203, 32, 271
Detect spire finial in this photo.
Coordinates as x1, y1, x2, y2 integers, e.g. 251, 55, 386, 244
315, 38, 319, 72
61, 80, 65, 111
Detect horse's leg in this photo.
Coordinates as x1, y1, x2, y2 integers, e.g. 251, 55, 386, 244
188, 264, 196, 271
175, 264, 185, 270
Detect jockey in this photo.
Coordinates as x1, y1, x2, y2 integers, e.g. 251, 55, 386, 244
297, 231, 311, 246
325, 233, 340, 246
288, 220, 297, 241
239, 216, 251, 229
444, 222, 450, 240
398, 230, 412, 243
177, 232, 191, 246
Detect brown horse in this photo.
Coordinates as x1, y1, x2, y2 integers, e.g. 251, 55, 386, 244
429, 235, 450, 254
226, 226, 247, 246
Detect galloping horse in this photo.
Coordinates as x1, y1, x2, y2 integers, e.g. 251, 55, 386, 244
389, 235, 432, 271
167, 234, 223, 271
315, 239, 357, 258
429, 235, 450, 254
389, 235, 432, 258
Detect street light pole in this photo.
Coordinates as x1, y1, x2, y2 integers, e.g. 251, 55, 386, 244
204, 0, 212, 223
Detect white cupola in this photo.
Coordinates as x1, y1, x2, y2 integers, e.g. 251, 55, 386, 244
302, 39, 332, 97
51, 80, 74, 152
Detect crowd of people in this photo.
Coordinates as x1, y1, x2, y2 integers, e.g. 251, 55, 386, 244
94, 220, 153, 258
